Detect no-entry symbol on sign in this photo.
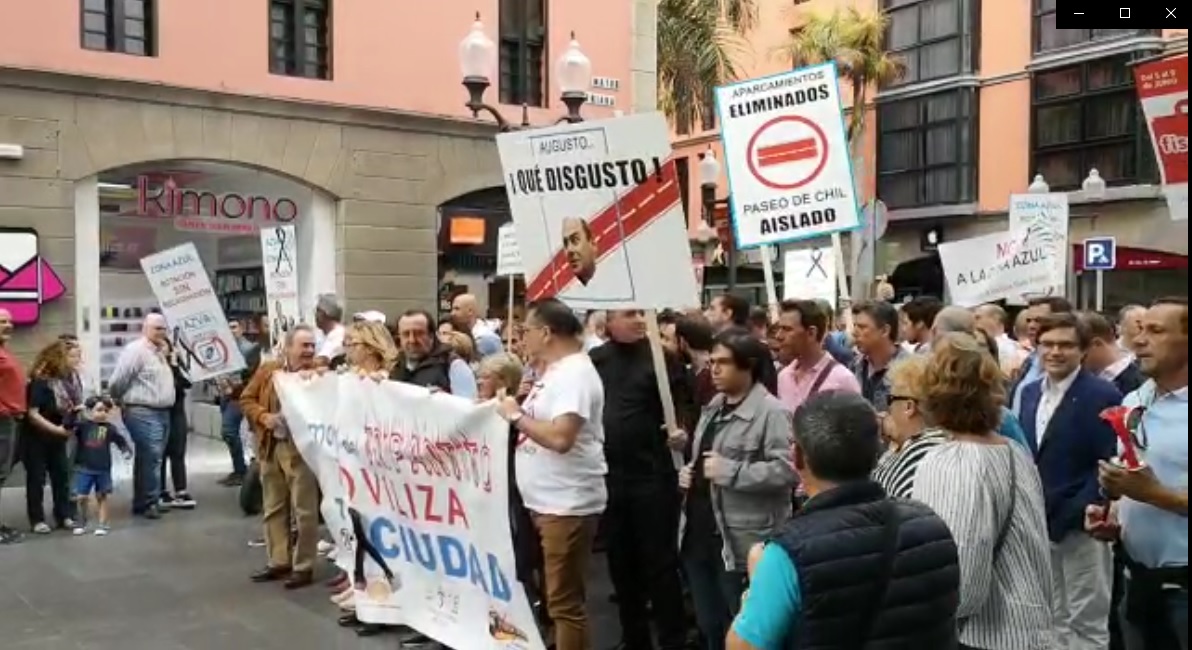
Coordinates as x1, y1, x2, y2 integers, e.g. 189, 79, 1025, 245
746, 115, 830, 191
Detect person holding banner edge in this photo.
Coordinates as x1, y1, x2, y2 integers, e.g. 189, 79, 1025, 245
240, 325, 321, 590
495, 298, 607, 650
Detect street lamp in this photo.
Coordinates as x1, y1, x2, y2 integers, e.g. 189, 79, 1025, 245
1028, 174, 1050, 194
459, 14, 591, 131
698, 147, 738, 292
1082, 168, 1107, 199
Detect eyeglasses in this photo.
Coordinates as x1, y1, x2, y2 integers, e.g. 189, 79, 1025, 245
889, 394, 918, 404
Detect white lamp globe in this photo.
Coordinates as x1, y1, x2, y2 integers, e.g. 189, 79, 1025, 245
556, 33, 592, 94
698, 148, 721, 186
459, 13, 494, 80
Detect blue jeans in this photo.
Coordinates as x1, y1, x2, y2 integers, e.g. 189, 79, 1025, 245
682, 537, 747, 650
123, 406, 170, 513
1120, 581, 1188, 650
220, 400, 247, 476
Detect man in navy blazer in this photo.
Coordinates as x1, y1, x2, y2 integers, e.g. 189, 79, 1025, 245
1018, 312, 1122, 650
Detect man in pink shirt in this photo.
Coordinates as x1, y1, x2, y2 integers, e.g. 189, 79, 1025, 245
773, 299, 861, 413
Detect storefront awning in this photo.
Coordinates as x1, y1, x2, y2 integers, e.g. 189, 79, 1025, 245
1072, 244, 1189, 271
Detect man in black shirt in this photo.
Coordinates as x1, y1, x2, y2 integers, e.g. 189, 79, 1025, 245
590, 309, 690, 650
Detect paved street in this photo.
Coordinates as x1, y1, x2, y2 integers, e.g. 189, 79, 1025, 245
0, 437, 620, 650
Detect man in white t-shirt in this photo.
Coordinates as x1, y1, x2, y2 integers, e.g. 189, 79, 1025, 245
314, 294, 345, 365
497, 298, 606, 650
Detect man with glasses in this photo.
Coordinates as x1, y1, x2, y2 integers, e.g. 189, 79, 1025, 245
107, 313, 176, 520
1092, 297, 1189, 650
1018, 312, 1121, 650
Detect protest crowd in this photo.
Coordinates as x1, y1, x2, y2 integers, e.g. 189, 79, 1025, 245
0, 283, 1186, 650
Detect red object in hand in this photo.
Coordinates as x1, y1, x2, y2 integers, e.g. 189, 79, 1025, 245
1100, 406, 1142, 470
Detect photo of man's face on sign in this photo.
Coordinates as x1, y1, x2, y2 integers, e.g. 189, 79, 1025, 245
561, 217, 598, 286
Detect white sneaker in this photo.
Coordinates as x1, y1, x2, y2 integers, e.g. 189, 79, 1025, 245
32, 522, 51, 534
63, 518, 77, 529
94, 526, 109, 537
72, 526, 87, 536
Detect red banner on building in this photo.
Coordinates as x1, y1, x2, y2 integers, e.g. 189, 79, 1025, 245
1134, 55, 1188, 221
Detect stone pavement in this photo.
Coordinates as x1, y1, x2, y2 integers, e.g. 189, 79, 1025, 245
0, 436, 620, 650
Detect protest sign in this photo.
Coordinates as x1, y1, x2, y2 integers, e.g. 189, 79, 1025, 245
140, 243, 245, 381
277, 374, 545, 650
261, 225, 300, 344
496, 223, 524, 277
1134, 55, 1188, 221
496, 112, 698, 309
938, 229, 1056, 307
715, 62, 861, 249
783, 247, 837, 308
1009, 193, 1069, 300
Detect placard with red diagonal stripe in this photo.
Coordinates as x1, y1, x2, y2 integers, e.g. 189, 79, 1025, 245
496, 113, 699, 309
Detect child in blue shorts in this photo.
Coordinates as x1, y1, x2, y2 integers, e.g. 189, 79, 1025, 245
72, 397, 131, 537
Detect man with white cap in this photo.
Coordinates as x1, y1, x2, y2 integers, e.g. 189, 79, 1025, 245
353, 310, 387, 325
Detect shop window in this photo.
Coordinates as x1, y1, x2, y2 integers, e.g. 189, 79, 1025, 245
499, 0, 547, 107
882, 0, 972, 88
269, 0, 332, 80
1031, 0, 1151, 53
80, 0, 156, 57
877, 88, 977, 209
1030, 55, 1158, 190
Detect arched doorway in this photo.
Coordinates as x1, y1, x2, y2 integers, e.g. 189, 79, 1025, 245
437, 186, 513, 318
75, 160, 338, 391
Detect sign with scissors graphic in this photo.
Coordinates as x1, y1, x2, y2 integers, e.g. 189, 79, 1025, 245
783, 246, 838, 308
261, 225, 300, 344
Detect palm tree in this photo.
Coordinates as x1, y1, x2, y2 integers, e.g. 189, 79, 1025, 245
657, 0, 758, 132
778, 7, 904, 147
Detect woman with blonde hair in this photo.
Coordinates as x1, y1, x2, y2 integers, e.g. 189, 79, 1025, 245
872, 354, 948, 499
24, 339, 84, 533
910, 333, 1055, 650
343, 320, 398, 378
477, 352, 524, 401
441, 330, 477, 368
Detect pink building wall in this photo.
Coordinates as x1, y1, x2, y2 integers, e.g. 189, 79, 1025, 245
0, 0, 633, 124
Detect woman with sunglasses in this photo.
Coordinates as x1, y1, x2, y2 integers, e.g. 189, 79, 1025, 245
871, 355, 948, 499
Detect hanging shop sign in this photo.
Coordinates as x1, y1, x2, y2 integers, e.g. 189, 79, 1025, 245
133, 176, 299, 235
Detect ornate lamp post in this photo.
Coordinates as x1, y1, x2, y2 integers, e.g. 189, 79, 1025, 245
689, 220, 718, 298
1028, 174, 1050, 194
698, 147, 738, 292
459, 14, 592, 131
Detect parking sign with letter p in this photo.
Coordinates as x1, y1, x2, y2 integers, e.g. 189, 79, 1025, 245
1083, 236, 1117, 271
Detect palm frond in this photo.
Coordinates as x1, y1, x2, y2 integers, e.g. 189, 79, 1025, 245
657, 0, 757, 129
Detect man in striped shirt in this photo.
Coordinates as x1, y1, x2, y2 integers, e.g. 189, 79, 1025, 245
108, 313, 176, 520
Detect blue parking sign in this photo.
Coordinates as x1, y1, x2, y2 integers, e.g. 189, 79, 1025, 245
1083, 237, 1117, 271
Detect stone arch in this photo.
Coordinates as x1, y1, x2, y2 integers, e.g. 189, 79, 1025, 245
59, 99, 348, 197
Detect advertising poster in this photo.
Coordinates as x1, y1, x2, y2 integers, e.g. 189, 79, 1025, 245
1134, 55, 1188, 221
277, 374, 545, 650
714, 62, 862, 249
938, 229, 1057, 307
0, 228, 67, 326
261, 225, 301, 344
1008, 193, 1070, 300
496, 112, 699, 309
140, 243, 246, 381
783, 247, 838, 308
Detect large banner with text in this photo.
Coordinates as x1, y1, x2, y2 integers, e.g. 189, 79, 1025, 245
275, 373, 544, 650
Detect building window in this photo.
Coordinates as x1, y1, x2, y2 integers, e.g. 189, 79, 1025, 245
269, 0, 331, 80
675, 157, 691, 219
1031, 55, 1157, 190
877, 88, 978, 209
499, 0, 547, 107
1032, 1, 1146, 53
883, 0, 970, 88
81, 0, 155, 56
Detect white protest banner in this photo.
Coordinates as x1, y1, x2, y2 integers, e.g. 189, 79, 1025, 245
938, 229, 1056, 307
140, 243, 246, 381
277, 374, 544, 650
261, 225, 300, 344
1134, 55, 1188, 221
783, 247, 837, 308
496, 223, 524, 277
715, 62, 861, 249
1008, 193, 1069, 300
496, 112, 699, 309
